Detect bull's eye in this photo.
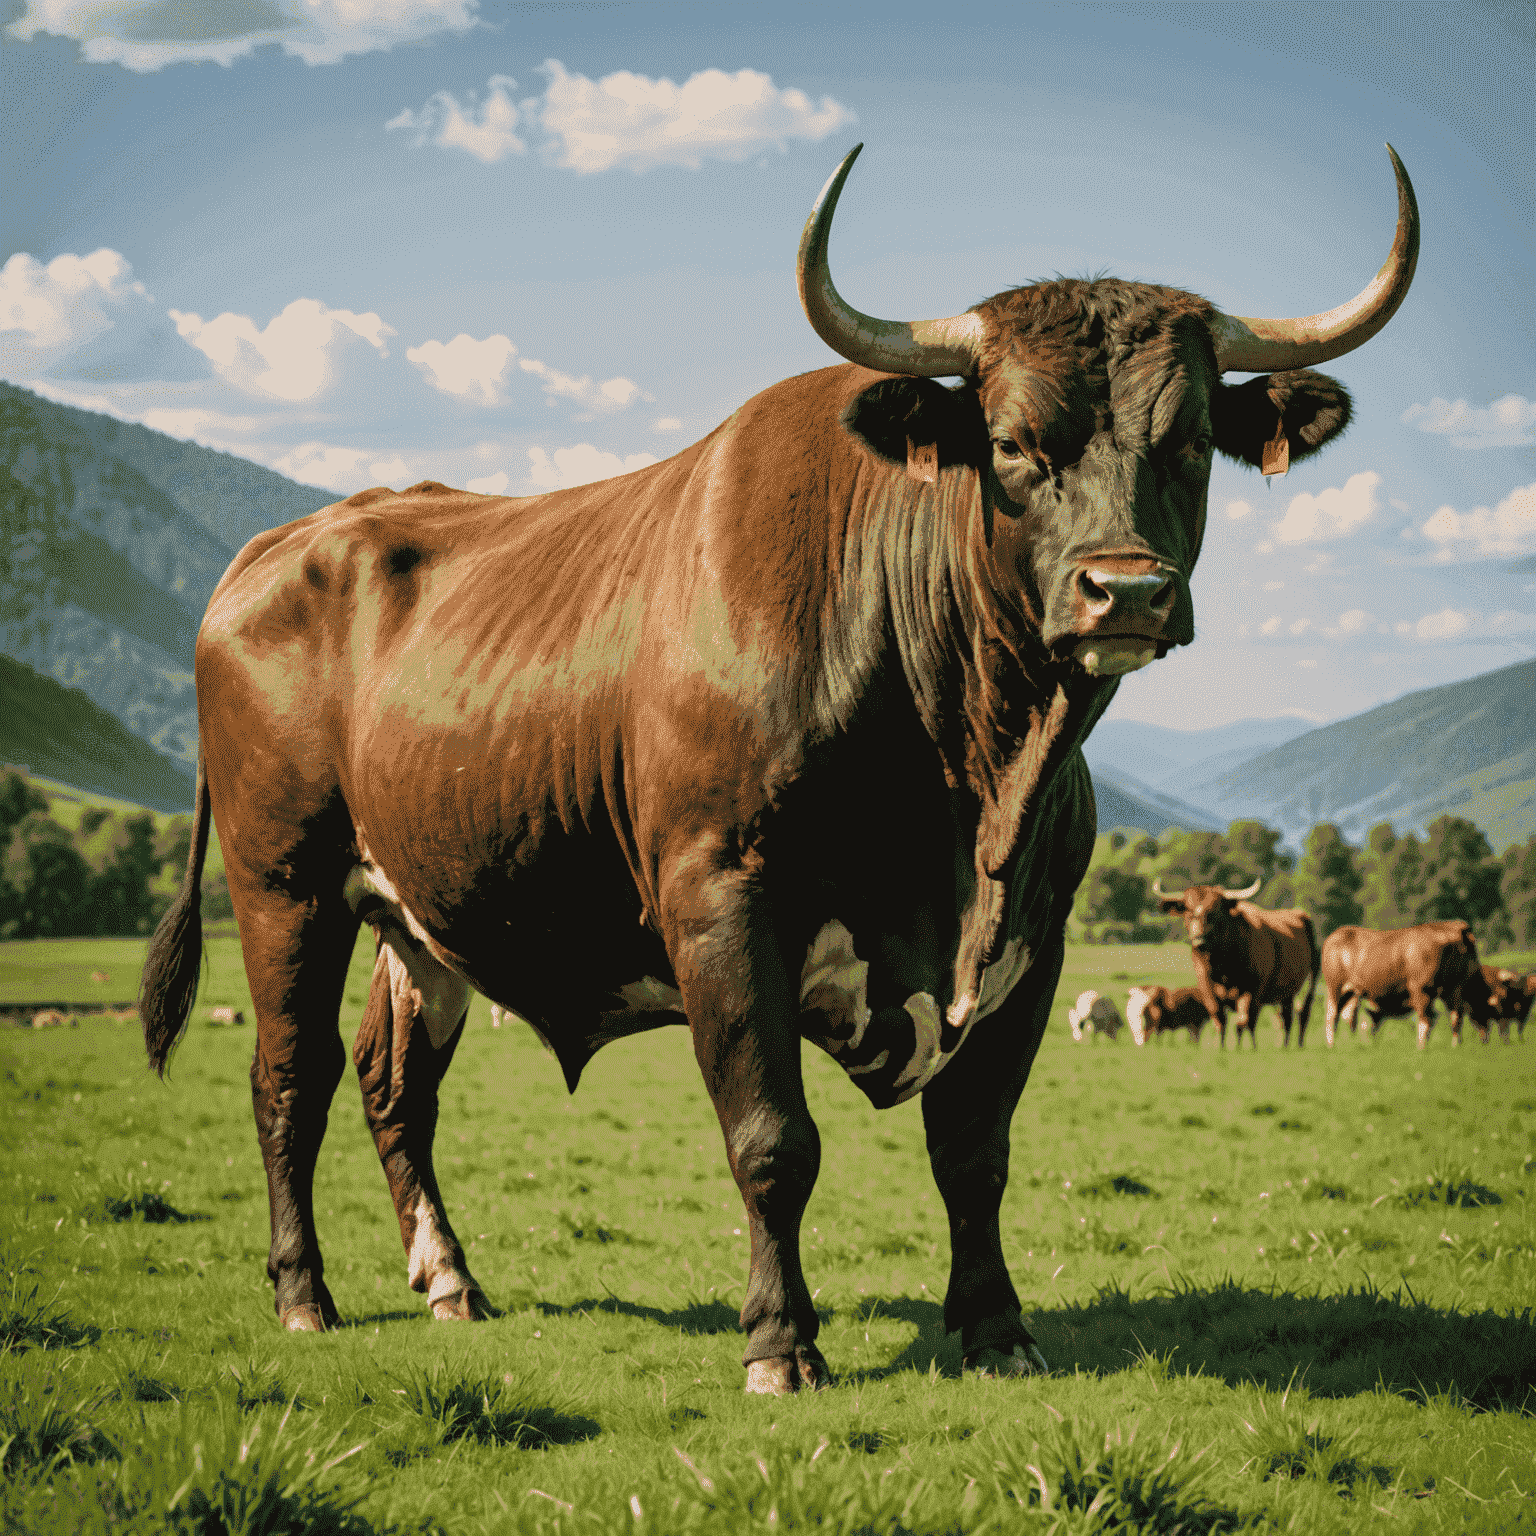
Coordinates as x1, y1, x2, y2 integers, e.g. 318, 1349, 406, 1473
995, 437, 1024, 460
1189, 432, 1213, 459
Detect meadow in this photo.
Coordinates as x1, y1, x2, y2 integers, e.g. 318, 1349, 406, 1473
2, 931, 1533, 1533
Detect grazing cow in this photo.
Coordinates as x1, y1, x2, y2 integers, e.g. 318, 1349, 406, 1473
1067, 990, 1124, 1041
138, 143, 1417, 1393
1125, 985, 1209, 1045
1321, 920, 1478, 1048
207, 1006, 246, 1026
31, 1009, 68, 1030
1154, 880, 1321, 1047
1461, 964, 1534, 1044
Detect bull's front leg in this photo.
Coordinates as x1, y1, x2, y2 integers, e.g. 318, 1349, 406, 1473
670, 865, 827, 1396
921, 937, 1060, 1378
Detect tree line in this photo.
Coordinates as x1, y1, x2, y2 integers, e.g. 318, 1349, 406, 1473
1070, 814, 1533, 953
3, 764, 1532, 950
0, 767, 231, 940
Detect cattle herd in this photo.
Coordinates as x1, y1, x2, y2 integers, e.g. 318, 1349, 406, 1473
1071, 898, 1533, 1049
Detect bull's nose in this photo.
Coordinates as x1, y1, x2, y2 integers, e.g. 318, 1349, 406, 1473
1075, 568, 1177, 628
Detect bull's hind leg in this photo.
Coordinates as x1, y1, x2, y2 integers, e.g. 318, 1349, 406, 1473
922, 941, 1059, 1378
352, 932, 490, 1320
242, 897, 359, 1331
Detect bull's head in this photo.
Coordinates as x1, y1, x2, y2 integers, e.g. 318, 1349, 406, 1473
1153, 878, 1262, 953
799, 144, 1418, 678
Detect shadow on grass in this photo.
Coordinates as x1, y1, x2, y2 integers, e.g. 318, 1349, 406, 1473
535, 1295, 745, 1335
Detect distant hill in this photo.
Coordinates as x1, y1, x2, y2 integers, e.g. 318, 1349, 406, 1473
0, 653, 194, 812
1083, 715, 1316, 789
1089, 765, 1223, 836
0, 381, 330, 776
1188, 658, 1535, 851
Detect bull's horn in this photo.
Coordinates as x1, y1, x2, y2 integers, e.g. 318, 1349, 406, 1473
1223, 877, 1263, 901
1150, 877, 1179, 899
1211, 146, 1419, 374
797, 144, 984, 377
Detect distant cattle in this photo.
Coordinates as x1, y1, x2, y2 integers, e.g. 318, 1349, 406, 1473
31, 1009, 69, 1030
90, 969, 111, 983
207, 1007, 246, 1026
1462, 964, 1534, 1044
1155, 880, 1320, 1047
1321, 920, 1478, 1048
1067, 991, 1124, 1041
1125, 985, 1209, 1045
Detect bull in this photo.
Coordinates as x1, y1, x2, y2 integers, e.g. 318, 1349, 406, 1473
1321, 920, 1478, 1048
1125, 984, 1209, 1045
1154, 879, 1321, 1047
139, 143, 1417, 1392
1460, 963, 1534, 1044
1067, 990, 1124, 1041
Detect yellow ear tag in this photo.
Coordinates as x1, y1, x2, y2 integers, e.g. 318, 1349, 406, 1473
906, 437, 938, 484
1261, 417, 1290, 478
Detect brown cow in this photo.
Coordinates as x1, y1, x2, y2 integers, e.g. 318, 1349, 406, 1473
1321, 920, 1479, 1048
1155, 879, 1321, 1047
139, 143, 1416, 1393
1124, 985, 1208, 1045
1462, 964, 1534, 1044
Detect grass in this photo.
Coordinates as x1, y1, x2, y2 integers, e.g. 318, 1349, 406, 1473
0, 931, 1533, 1533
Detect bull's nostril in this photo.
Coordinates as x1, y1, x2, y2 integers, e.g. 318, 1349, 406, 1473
1077, 570, 1111, 610
1152, 580, 1175, 612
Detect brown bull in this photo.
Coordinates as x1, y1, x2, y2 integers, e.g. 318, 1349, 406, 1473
139, 142, 1416, 1393
1155, 879, 1321, 1047
1460, 963, 1534, 1044
1321, 920, 1479, 1048
1125, 985, 1208, 1045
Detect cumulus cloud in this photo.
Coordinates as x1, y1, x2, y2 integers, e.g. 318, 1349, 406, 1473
466, 470, 509, 495
6, 0, 478, 71
170, 299, 393, 401
271, 441, 412, 493
1259, 617, 1281, 635
407, 332, 518, 404
0, 248, 197, 379
1420, 482, 1536, 560
1323, 608, 1372, 639
1225, 498, 1254, 521
519, 356, 642, 415
654, 416, 682, 432
387, 74, 522, 163
390, 61, 854, 173
1401, 394, 1536, 449
527, 443, 659, 490
1394, 607, 1536, 643
1271, 471, 1380, 545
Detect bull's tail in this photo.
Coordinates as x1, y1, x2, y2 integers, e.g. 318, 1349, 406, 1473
139, 756, 213, 1077
1296, 914, 1321, 1038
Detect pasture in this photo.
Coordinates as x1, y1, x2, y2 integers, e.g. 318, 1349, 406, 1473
2, 931, 1533, 1533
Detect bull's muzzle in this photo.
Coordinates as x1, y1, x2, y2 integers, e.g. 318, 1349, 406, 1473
1066, 559, 1179, 677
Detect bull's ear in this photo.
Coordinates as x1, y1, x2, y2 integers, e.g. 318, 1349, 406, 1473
1158, 898, 1185, 914
1210, 369, 1353, 470
842, 377, 988, 468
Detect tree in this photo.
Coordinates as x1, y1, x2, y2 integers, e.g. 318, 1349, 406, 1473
76, 809, 161, 935
1292, 823, 1363, 939
1, 811, 91, 938
0, 767, 48, 836
1418, 815, 1504, 943
1069, 831, 1163, 943
1358, 824, 1425, 930
1498, 835, 1536, 950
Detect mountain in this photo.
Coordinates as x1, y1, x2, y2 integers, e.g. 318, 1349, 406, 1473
0, 653, 195, 812
1082, 714, 1317, 790
0, 382, 329, 775
1188, 658, 1535, 851
1089, 765, 1223, 836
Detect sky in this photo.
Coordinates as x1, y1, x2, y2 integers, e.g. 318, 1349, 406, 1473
1, 0, 1532, 733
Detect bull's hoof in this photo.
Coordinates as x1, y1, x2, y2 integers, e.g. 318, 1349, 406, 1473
281, 1303, 330, 1333
430, 1286, 495, 1321
964, 1341, 1051, 1378
744, 1347, 831, 1396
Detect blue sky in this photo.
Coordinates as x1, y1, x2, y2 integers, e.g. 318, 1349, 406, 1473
2, 0, 1532, 732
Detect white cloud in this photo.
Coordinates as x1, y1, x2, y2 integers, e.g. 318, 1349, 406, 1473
1401, 394, 1536, 450
1260, 617, 1281, 635
1420, 482, 1536, 560
1261, 580, 1284, 591
387, 74, 523, 164
1332, 608, 1371, 636
466, 470, 509, 495
519, 356, 643, 416
1271, 471, 1380, 545
1400, 606, 1536, 643
170, 299, 393, 401
1288, 618, 1310, 636
1225, 499, 1254, 521
1415, 608, 1475, 641
654, 416, 683, 432
0, 248, 165, 377
407, 332, 517, 404
271, 440, 410, 493
527, 444, 659, 490
536, 59, 854, 173
7, 0, 477, 72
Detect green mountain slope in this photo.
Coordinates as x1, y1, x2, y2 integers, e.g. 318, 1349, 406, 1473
1190, 658, 1535, 851
0, 653, 194, 812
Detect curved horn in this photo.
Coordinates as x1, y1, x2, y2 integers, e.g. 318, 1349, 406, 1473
1211, 145, 1419, 374
797, 144, 984, 377
1150, 878, 1179, 899
1223, 877, 1263, 901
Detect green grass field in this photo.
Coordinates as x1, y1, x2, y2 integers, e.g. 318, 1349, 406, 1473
2, 932, 1533, 1533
